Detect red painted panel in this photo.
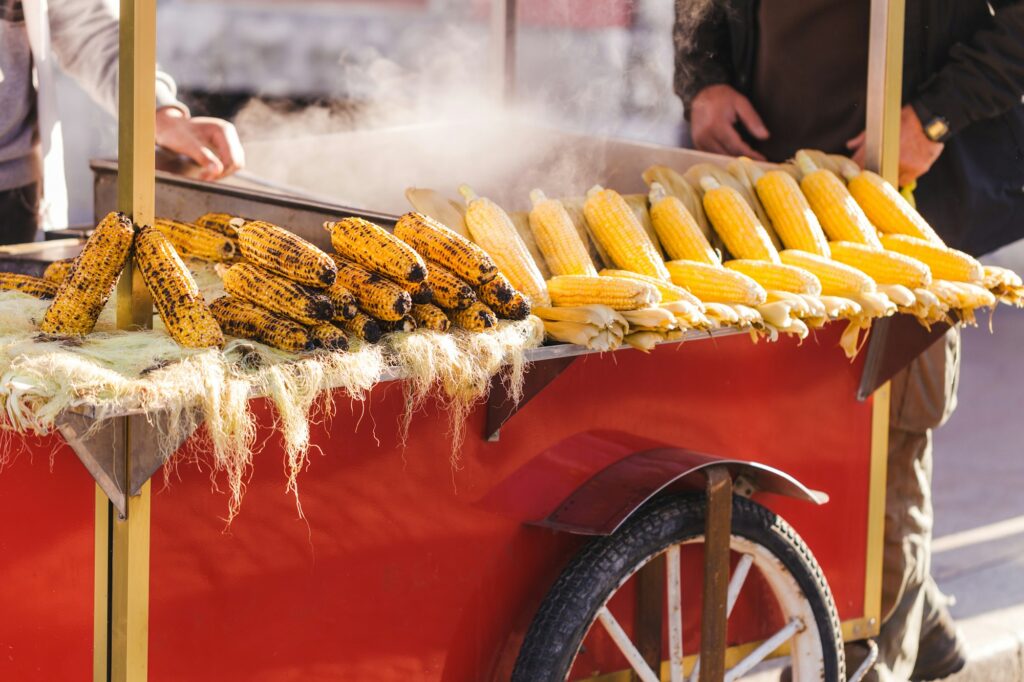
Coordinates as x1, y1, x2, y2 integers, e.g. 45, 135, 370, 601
0, 435, 95, 682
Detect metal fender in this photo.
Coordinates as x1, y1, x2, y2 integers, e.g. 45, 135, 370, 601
526, 436, 828, 537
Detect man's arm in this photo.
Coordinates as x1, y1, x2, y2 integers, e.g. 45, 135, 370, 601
673, 1, 733, 116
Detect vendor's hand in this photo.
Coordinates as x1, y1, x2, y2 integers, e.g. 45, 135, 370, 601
846, 105, 943, 187
155, 107, 245, 181
690, 84, 770, 160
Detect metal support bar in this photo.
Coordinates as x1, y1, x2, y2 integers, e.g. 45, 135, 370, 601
485, 356, 575, 440
699, 466, 732, 682
864, 0, 905, 180
634, 554, 665, 681
490, 0, 517, 103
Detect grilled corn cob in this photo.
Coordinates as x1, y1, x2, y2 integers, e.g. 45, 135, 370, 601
425, 262, 477, 310
332, 257, 412, 321
325, 216, 427, 285
341, 311, 383, 343
380, 314, 417, 334
238, 220, 337, 287
599, 268, 705, 309
528, 190, 598, 276
878, 234, 983, 283
460, 185, 550, 305
223, 262, 335, 326
796, 151, 883, 248
410, 303, 451, 332
449, 301, 498, 331
324, 281, 359, 320
845, 170, 943, 243
753, 169, 831, 256
828, 241, 933, 289
476, 271, 515, 305
209, 296, 313, 353
393, 212, 498, 285
154, 218, 237, 262
43, 257, 76, 284
491, 290, 531, 320
665, 260, 767, 305
407, 280, 435, 304
548, 275, 661, 310
700, 177, 781, 262
723, 260, 823, 295
135, 226, 224, 348
583, 186, 670, 280
40, 212, 134, 335
649, 183, 720, 264
195, 212, 248, 238
779, 249, 877, 296
0, 272, 59, 299
309, 322, 349, 351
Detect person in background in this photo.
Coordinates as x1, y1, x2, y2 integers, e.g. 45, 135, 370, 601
0, 0, 244, 245
674, 1, 1024, 680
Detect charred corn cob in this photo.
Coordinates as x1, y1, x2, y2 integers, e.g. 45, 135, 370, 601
723, 260, 823, 295
649, 183, 720, 264
195, 212, 248, 238
0, 272, 59, 299
223, 262, 335, 326
754, 169, 831, 256
425, 262, 477, 310
796, 151, 883, 248
154, 218, 237, 262
341, 311, 383, 343
583, 186, 670, 280
665, 260, 767, 305
380, 314, 417, 334
135, 227, 224, 348
828, 241, 933, 289
846, 170, 943, 243
410, 303, 451, 332
407, 280, 435, 304
878, 234, 983, 283
779, 249, 877, 296
528, 190, 598, 277
332, 257, 412, 321
449, 301, 498, 331
209, 296, 313, 353
325, 216, 427, 285
393, 212, 498, 285
700, 177, 781, 262
238, 220, 337, 287
460, 185, 550, 305
548, 275, 661, 310
40, 212, 134, 335
476, 271, 514, 306
600, 268, 705, 309
324, 281, 358, 320
491, 290, 531, 320
309, 322, 349, 351
43, 257, 76, 284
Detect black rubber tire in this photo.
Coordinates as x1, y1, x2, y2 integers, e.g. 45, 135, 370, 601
512, 494, 845, 682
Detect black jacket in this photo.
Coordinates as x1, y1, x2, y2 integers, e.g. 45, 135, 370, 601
674, 0, 1024, 256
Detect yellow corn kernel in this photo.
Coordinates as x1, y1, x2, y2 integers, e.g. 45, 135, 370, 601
700, 176, 780, 263
325, 216, 427, 285
425, 262, 477, 310
723, 259, 823, 295
528, 190, 598, 276
332, 257, 412, 321
410, 303, 451, 332
847, 170, 943, 244
341, 311, 383, 343
324, 281, 358, 321
42, 257, 76, 284
209, 296, 313, 353
796, 151, 883, 248
393, 212, 498, 286
548, 274, 661, 310
754, 170, 831, 256
600, 268, 705, 310
828, 241, 933, 289
154, 218, 238, 262
0, 272, 59, 298
448, 301, 498, 331
779, 249, 877, 296
878, 234, 983, 283
309, 323, 349, 351
222, 262, 336, 326
649, 183, 720, 264
664, 260, 767, 305
195, 212, 248, 237
238, 220, 337, 287
583, 186, 670, 280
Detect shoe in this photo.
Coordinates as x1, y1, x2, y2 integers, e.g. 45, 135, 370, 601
911, 607, 967, 681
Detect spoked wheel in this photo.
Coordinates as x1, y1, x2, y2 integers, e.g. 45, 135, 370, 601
513, 494, 844, 682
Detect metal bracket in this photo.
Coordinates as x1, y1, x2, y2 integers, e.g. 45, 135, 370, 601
857, 315, 950, 400
485, 355, 576, 441
56, 409, 201, 517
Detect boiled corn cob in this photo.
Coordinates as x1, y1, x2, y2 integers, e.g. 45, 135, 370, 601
40, 212, 134, 336
649, 183, 720, 264
326, 216, 427, 285
599, 268, 705, 309
324, 281, 359, 321
135, 227, 224, 348
0, 272, 59, 299
583, 186, 670, 280
846, 170, 943, 243
309, 322, 349, 351
238, 220, 337, 287
548, 275, 661, 311
796, 151, 882, 248
779, 249, 877, 296
929, 280, 996, 311
753, 169, 831, 256
449, 301, 498, 331
223, 262, 336, 326
195, 212, 248, 237
527, 190, 598, 277
404, 187, 471, 238
393, 212, 498, 285
154, 218, 237, 262
332, 257, 412, 321
407, 280, 435, 304
664, 260, 767, 305
700, 176, 780, 262
43, 257, 76, 284
878, 234, 983, 283
380, 314, 417, 334
410, 303, 451, 332
828, 241, 933, 289
723, 260, 823, 295
425, 262, 477, 310
209, 296, 313, 353
341, 311, 383, 343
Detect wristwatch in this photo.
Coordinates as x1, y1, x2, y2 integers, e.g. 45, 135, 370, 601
922, 115, 950, 142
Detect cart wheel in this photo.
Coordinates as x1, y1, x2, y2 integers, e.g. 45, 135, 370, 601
512, 494, 844, 682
